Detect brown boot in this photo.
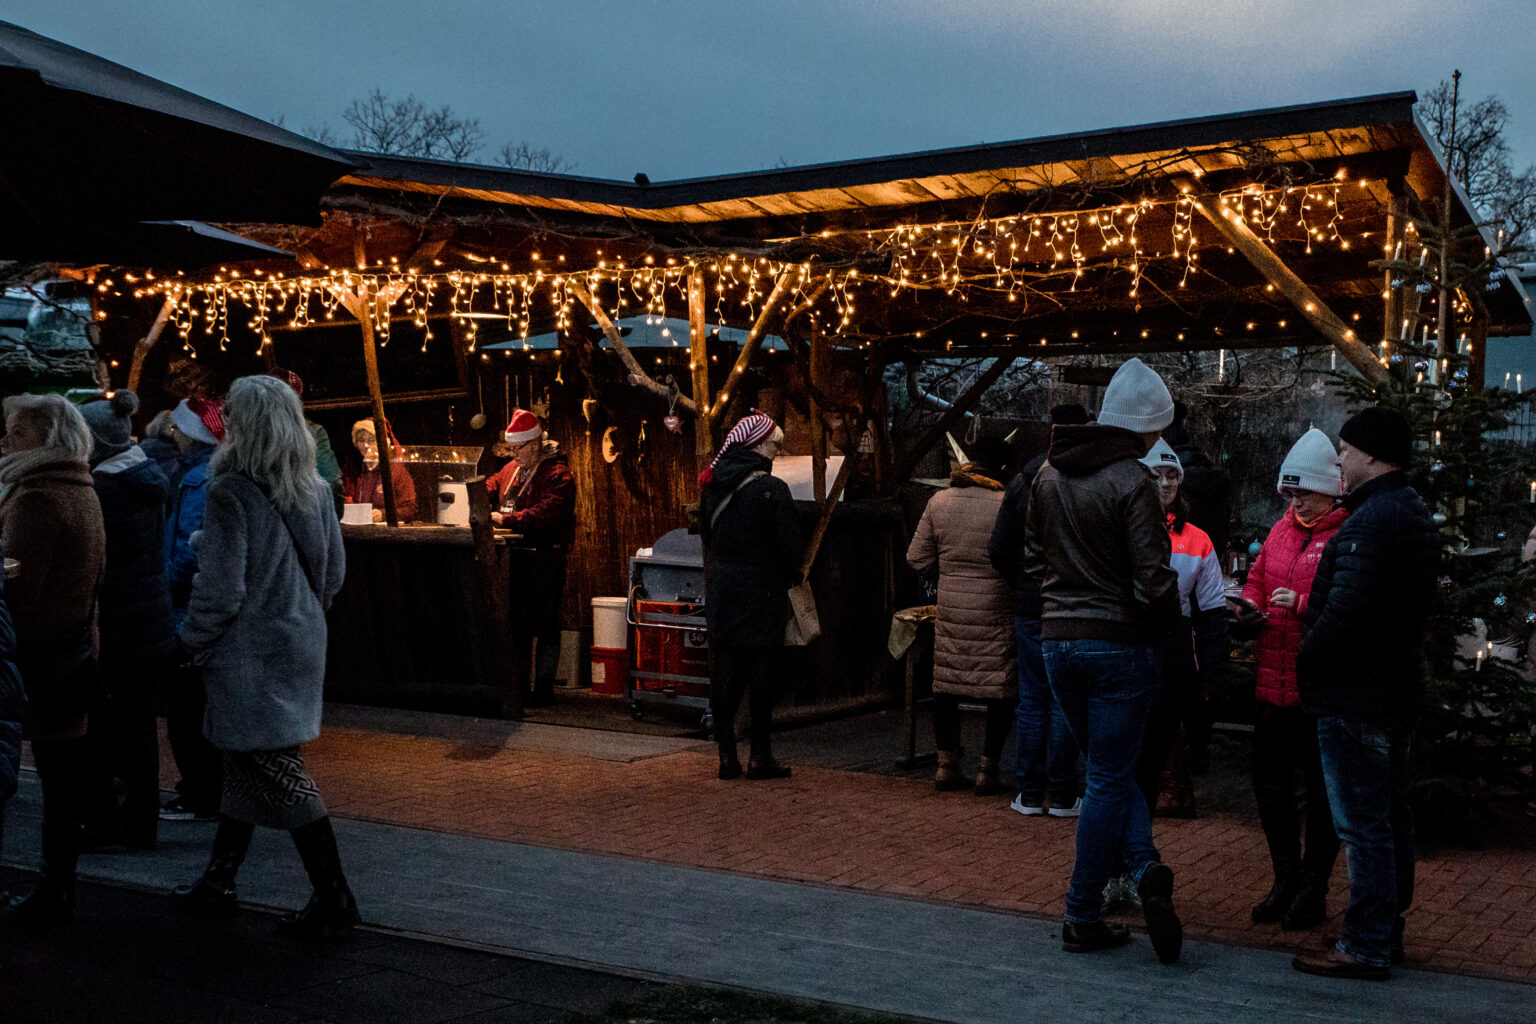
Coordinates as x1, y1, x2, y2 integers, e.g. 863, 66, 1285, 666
934, 750, 971, 792
974, 756, 1007, 796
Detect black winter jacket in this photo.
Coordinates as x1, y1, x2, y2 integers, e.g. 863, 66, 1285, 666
700, 448, 804, 648
92, 449, 178, 665
0, 540, 22, 800
1022, 425, 1180, 645
989, 454, 1047, 618
1298, 471, 1439, 722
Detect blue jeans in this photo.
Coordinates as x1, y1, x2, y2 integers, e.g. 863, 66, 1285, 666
1014, 616, 1080, 803
1043, 639, 1163, 923
1316, 717, 1415, 967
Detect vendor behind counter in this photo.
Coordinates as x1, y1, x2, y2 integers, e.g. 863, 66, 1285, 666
485, 409, 575, 707
345, 418, 417, 523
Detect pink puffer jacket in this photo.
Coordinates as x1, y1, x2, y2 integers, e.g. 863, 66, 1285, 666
1240, 504, 1349, 707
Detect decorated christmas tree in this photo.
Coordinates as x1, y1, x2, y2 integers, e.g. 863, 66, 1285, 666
1333, 205, 1536, 840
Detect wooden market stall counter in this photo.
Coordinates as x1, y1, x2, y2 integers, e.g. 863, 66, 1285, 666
324, 521, 528, 716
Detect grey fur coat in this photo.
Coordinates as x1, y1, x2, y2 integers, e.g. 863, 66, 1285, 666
181, 472, 345, 752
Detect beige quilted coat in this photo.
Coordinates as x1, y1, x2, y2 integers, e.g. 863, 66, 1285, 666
906, 467, 1017, 700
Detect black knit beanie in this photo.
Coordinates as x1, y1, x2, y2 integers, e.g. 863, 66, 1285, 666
1338, 406, 1413, 469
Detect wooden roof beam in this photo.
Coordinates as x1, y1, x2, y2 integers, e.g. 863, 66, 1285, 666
1177, 175, 1388, 384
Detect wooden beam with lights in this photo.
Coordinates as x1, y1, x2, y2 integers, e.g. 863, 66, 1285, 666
1178, 176, 1389, 384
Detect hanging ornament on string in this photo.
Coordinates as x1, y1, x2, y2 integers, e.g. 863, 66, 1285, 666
663, 379, 682, 433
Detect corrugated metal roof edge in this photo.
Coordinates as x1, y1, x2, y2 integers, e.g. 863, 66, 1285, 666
338, 91, 1419, 211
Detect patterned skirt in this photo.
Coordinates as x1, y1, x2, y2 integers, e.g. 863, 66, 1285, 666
221, 747, 327, 830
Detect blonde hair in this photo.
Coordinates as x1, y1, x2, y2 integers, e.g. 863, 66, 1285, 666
2, 393, 92, 461
212, 375, 318, 515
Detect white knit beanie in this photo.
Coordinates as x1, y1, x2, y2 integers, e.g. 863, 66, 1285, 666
1277, 428, 1344, 496
1097, 357, 1174, 433
1139, 438, 1183, 481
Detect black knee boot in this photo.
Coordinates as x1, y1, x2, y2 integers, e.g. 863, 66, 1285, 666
279, 816, 360, 939
173, 815, 254, 916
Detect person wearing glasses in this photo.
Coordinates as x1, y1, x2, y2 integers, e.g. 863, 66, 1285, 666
1233, 428, 1346, 932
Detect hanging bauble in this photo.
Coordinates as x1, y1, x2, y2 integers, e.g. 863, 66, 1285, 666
1388, 353, 1404, 367
1415, 282, 1433, 294
1433, 390, 1453, 409
1431, 511, 1448, 526
1526, 612, 1536, 625
1431, 461, 1445, 473
1466, 477, 1477, 489
1413, 360, 1430, 375
1452, 368, 1469, 383
1248, 540, 1262, 557
1497, 531, 1506, 539
1494, 594, 1508, 607
663, 414, 681, 433
1390, 276, 1404, 289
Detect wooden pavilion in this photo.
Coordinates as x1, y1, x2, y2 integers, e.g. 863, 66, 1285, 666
95, 90, 1533, 718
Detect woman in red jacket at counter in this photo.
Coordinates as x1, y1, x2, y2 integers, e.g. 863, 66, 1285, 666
1235, 428, 1348, 931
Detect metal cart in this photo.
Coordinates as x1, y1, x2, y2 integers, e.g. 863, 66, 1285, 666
625, 529, 713, 728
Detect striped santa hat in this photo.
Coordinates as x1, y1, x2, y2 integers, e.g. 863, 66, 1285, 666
698, 409, 778, 486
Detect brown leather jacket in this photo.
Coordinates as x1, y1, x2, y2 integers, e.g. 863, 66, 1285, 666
1022, 424, 1180, 646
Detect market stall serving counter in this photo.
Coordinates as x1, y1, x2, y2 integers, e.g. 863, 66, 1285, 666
324, 518, 527, 715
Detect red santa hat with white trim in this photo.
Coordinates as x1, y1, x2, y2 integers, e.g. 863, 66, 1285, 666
504, 409, 545, 444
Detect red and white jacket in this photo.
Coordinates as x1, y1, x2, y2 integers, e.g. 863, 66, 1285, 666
1241, 504, 1349, 707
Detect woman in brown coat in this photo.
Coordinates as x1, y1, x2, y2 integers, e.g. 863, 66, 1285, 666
0, 394, 106, 927
906, 437, 1017, 794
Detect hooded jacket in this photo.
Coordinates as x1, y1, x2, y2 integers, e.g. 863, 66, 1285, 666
989, 454, 1047, 618
1298, 471, 1439, 721
908, 464, 1016, 699
181, 472, 346, 751
1241, 504, 1349, 707
700, 446, 803, 648
92, 446, 177, 665
1022, 424, 1180, 645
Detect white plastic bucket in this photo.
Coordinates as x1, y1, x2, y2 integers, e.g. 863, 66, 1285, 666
591, 596, 630, 650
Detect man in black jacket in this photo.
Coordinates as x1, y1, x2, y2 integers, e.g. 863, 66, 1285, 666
990, 405, 1086, 817
1023, 359, 1184, 965
1293, 406, 1438, 981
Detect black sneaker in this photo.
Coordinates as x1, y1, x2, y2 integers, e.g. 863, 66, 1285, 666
1062, 919, 1132, 953
1137, 863, 1183, 964
159, 797, 217, 822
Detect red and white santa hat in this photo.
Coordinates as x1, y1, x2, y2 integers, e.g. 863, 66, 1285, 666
504, 408, 544, 444
172, 396, 225, 445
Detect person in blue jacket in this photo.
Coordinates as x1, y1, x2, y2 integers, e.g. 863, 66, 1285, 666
161, 395, 225, 821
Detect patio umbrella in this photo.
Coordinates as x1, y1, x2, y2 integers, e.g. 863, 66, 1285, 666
0, 19, 360, 257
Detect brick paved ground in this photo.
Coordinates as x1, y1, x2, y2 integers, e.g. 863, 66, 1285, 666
299, 726, 1536, 984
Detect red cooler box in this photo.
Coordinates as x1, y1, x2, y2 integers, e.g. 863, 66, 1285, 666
630, 599, 710, 699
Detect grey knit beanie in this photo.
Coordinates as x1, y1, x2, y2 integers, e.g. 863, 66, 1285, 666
80, 390, 139, 459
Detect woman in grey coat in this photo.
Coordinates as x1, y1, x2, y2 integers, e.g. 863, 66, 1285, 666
171, 375, 356, 937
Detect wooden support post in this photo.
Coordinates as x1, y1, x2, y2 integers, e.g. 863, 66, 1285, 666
707, 269, 797, 433
800, 428, 862, 577
1179, 176, 1389, 385
350, 232, 398, 526
688, 268, 713, 469
810, 324, 828, 503
125, 296, 175, 392
887, 352, 1020, 489
1384, 191, 1410, 356
466, 476, 522, 718
567, 277, 697, 414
